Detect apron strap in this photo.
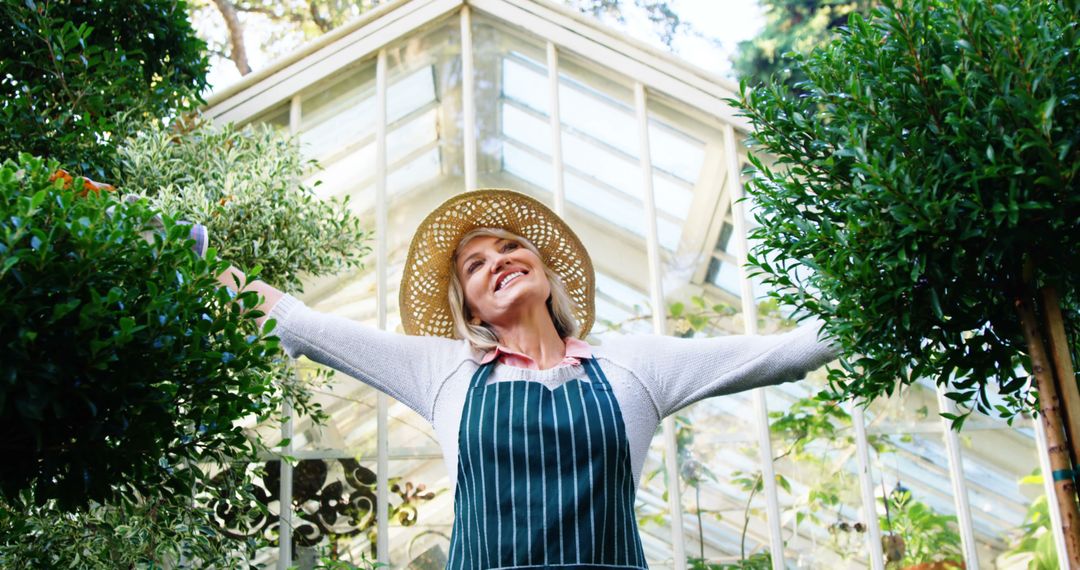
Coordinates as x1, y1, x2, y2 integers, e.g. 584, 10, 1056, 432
581, 357, 612, 390
468, 360, 497, 390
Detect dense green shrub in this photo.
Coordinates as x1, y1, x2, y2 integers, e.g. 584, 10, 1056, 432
114, 115, 369, 293
0, 0, 208, 177
0, 153, 278, 509
736, 0, 1080, 422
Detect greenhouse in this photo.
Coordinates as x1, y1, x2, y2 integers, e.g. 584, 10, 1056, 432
2, 0, 1074, 568
199, 0, 1055, 568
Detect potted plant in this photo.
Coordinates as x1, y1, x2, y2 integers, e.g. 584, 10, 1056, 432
880, 487, 963, 569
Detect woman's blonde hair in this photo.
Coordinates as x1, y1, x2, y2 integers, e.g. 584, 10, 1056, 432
448, 228, 579, 351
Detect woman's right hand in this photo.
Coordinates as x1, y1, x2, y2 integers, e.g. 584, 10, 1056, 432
217, 265, 284, 328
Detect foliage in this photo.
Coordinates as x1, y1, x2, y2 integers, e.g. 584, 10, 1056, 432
690, 552, 772, 570
880, 488, 962, 566
0, 153, 278, 509
1006, 471, 1058, 570
732, 0, 877, 89
113, 115, 370, 294
0, 478, 265, 568
736, 0, 1080, 424
0, 0, 208, 178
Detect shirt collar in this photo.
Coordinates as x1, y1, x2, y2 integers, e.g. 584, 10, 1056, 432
480, 337, 593, 369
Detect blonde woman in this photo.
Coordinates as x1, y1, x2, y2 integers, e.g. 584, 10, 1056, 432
221, 189, 835, 568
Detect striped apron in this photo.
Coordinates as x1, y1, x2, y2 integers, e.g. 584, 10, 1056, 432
447, 357, 647, 569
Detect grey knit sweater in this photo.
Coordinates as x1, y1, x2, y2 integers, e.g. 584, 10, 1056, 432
269, 294, 836, 489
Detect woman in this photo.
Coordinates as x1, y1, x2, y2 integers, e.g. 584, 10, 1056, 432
221, 189, 835, 569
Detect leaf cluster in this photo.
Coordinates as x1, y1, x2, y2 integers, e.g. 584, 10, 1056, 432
736, 0, 1080, 421
0, 154, 279, 509
0, 480, 264, 568
0, 0, 209, 178
113, 115, 370, 293
733, 0, 878, 90
880, 489, 962, 565
1005, 471, 1058, 569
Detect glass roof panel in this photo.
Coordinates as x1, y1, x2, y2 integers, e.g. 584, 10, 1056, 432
652, 174, 694, 220
558, 75, 638, 159
501, 55, 548, 114
565, 171, 644, 237
299, 64, 376, 161
593, 271, 652, 336
388, 106, 439, 164
388, 146, 441, 194
501, 101, 551, 155
648, 118, 705, 183
307, 142, 375, 201
502, 140, 552, 191
388, 65, 437, 122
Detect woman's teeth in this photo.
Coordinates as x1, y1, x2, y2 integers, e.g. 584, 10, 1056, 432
497, 271, 524, 291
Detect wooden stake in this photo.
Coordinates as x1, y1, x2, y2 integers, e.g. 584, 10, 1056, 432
1016, 292, 1080, 565
1042, 285, 1080, 473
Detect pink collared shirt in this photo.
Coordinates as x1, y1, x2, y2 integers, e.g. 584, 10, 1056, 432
479, 337, 593, 370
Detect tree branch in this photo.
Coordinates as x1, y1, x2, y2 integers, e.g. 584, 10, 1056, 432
212, 0, 251, 76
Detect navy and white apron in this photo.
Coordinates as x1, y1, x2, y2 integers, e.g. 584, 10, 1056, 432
447, 357, 648, 569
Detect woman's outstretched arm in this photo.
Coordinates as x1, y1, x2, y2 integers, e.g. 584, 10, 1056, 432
217, 265, 284, 327
213, 265, 463, 422
603, 322, 838, 418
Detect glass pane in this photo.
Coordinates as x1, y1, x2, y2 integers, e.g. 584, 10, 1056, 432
706, 257, 741, 296
961, 411, 1050, 566
865, 383, 966, 569
299, 63, 377, 162
764, 373, 867, 567
247, 102, 291, 133
679, 391, 774, 563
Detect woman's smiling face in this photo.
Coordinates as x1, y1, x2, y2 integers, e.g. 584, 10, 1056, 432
455, 235, 551, 327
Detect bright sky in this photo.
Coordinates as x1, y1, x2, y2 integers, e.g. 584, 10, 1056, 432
617, 0, 765, 75
202, 0, 764, 94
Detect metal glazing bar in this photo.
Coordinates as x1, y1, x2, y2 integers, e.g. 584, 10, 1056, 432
851, 404, 885, 570
375, 48, 391, 565
1034, 413, 1070, 570
635, 82, 687, 569
722, 124, 784, 569
278, 401, 295, 570
934, 388, 979, 567
276, 94, 303, 570
546, 41, 565, 216
461, 5, 477, 190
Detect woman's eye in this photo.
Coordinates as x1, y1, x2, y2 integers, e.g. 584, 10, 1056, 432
467, 260, 483, 274
503, 242, 518, 252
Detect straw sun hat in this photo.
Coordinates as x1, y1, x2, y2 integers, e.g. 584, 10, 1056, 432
399, 189, 595, 339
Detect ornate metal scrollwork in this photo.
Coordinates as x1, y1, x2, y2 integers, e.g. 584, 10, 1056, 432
209, 458, 436, 554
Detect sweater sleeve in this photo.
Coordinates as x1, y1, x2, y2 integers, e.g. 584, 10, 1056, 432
267, 294, 466, 421
603, 321, 837, 418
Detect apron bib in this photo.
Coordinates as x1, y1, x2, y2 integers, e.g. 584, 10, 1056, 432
447, 358, 647, 570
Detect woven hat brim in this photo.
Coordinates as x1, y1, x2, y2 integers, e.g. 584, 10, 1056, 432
399, 189, 594, 339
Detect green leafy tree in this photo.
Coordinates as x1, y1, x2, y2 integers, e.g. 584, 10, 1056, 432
732, 0, 877, 88
0, 154, 277, 509
736, 0, 1080, 560
0, 117, 372, 565
0, 0, 209, 178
